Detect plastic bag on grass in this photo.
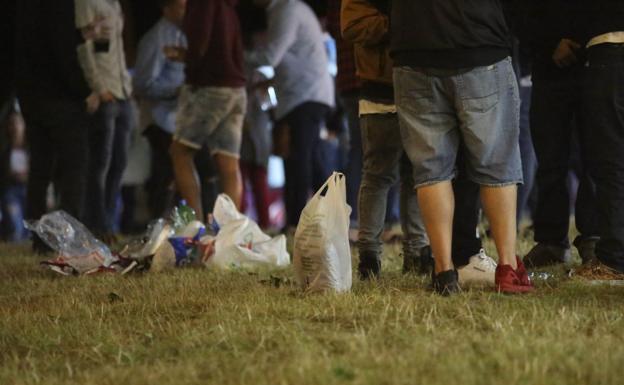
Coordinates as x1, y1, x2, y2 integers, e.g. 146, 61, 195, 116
293, 172, 352, 292
25, 211, 117, 274
202, 194, 290, 270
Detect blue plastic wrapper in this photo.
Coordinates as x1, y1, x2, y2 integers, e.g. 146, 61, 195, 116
169, 227, 207, 267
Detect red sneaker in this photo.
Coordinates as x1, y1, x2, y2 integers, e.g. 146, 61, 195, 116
495, 264, 534, 294
515, 256, 533, 287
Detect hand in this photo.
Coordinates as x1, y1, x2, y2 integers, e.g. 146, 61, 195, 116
99, 91, 115, 103
163, 46, 187, 62
552, 39, 581, 68
81, 15, 111, 42
85, 92, 100, 114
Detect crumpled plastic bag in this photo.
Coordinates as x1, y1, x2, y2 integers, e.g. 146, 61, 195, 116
25, 211, 117, 274
202, 194, 290, 270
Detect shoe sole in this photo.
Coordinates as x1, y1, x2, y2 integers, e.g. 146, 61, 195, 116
495, 284, 535, 294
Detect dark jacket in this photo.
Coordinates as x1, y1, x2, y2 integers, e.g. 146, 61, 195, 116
520, 0, 586, 80
390, 0, 511, 69
341, 0, 393, 103
582, 0, 624, 41
184, 0, 246, 88
15, 0, 92, 105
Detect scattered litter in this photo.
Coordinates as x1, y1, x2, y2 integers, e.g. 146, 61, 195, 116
25, 211, 119, 275
528, 272, 555, 282
201, 194, 290, 271
293, 172, 352, 293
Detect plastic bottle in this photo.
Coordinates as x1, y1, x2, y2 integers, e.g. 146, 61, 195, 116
178, 200, 197, 224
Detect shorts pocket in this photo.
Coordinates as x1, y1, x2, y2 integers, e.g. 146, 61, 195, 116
458, 64, 500, 113
394, 67, 435, 114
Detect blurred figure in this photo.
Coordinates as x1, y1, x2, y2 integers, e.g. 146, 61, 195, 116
341, 0, 430, 279
522, 0, 599, 268
249, 0, 335, 230
576, 1, 624, 277
327, 0, 362, 236
170, 0, 247, 222
0, 107, 28, 242
133, 0, 187, 218
15, 0, 98, 253
76, 0, 135, 239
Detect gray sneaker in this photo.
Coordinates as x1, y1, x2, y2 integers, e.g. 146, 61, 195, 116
524, 242, 571, 268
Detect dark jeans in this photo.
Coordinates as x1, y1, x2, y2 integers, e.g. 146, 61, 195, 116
21, 98, 90, 223
583, 44, 624, 272
531, 72, 599, 247
518, 84, 537, 223
342, 92, 362, 226
86, 99, 133, 233
284, 102, 330, 227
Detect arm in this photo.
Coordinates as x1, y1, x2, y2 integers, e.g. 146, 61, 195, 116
75, 0, 107, 95
184, 0, 215, 76
341, 0, 389, 46
246, 5, 298, 68
133, 30, 180, 100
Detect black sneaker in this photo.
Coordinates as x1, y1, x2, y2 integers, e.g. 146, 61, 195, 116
432, 269, 461, 296
573, 236, 599, 264
401, 252, 417, 274
524, 242, 571, 268
358, 251, 381, 280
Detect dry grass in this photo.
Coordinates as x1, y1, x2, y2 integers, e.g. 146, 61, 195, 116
1, 227, 623, 385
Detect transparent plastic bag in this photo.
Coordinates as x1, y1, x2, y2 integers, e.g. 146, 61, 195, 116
25, 211, 117, 273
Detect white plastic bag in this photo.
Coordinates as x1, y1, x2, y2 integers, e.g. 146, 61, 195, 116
203, 194, 290, 270
294, 172, 352, 292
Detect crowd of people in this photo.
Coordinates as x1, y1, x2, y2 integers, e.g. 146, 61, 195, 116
1, 0, 624, 295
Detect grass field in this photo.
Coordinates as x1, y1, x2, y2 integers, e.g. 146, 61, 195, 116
1, 228, 624, 385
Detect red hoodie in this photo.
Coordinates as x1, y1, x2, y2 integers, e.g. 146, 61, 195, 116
184, 0, 246, 88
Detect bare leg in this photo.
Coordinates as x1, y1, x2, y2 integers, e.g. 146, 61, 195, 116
418, 181, 454, 273
481, 185, 518, 269
214, 153, 243, 210
170, 141, 202, 220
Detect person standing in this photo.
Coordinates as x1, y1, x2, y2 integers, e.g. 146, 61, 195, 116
133, 0, 187, 218
15, 0, 100, 252
522, 0, 600, 268
341, 0, 430, 278
249, 0, 335, 230
76, 0, 135, 239
576, 0, 624, 278
169, 0, 247, 222
391, 0, 533, 294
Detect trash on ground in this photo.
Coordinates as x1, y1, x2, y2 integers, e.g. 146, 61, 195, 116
293, 172, 352, 293
25, 211, 119, 275
201, 194, 290, 271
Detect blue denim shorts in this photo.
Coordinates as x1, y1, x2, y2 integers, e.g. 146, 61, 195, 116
174, 86, 247, 158
394, 57, 523, 188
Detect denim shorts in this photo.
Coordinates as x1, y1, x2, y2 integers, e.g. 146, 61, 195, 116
174, 85, 247, 158
394, 57, 523, 188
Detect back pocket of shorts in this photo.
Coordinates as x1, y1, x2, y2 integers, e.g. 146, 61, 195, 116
458, 64, 500, 113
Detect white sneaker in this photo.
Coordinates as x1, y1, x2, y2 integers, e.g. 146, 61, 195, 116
457, 249, 497, 286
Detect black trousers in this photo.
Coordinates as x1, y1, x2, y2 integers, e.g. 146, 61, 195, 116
530, 71, 599, 247
21, 98, 89, 222
283, 102, 331, 227
451, 148, 482, 267
583, 44, 624, 272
